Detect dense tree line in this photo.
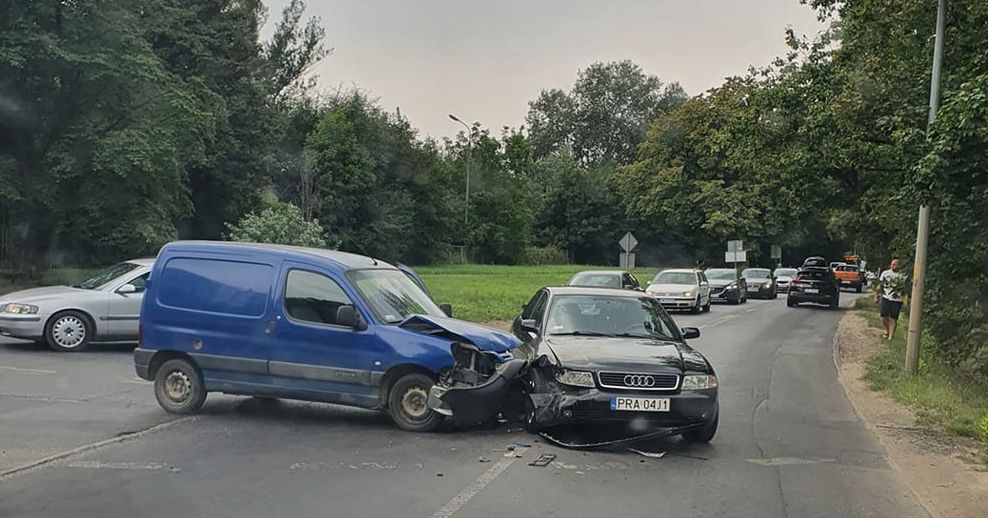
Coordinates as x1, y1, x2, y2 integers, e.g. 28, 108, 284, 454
2, 1, 986, 368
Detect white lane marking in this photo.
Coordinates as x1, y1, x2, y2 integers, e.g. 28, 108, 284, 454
698, 313, 740, 330
0, 416, 196, 482
0, 393, 85, 403
0, 365, 57, 375
747, 457, 837, 467
430, 455, 520, 518
64, 461, 175, 471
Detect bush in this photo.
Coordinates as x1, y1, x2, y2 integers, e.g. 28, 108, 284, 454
226, 202, 328, 248
520, 246, 569, 265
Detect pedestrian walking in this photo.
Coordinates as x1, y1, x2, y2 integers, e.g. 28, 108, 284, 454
878, 259, 903, 340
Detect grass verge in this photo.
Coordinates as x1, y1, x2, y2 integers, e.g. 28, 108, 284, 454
853, 297, 988, 454
415, 264, 659, 322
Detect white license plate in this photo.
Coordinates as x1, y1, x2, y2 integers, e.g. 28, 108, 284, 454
804, 288, 819, 294
747, 286, 759, 292
610, 397, 670, 412
659, 298, 676, 304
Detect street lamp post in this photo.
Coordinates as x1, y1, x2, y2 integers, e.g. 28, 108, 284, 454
449, 113, 472, 263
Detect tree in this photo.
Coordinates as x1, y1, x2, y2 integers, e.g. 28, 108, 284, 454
526, 60, 687, 165
226, 201, 327, 247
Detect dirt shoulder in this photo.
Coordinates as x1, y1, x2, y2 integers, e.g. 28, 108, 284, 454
835, 311, 988, 518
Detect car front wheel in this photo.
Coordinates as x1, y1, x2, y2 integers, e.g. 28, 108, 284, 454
388, 373, 444, 432
45, 311, 93, 352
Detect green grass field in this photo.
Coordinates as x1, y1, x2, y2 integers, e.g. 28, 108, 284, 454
854, 298, 988, 452
415, 264, 659, 323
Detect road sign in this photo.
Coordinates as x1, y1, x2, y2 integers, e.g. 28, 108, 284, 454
727, 240, 743, 253
619, 252, 637, 268
770, 245, 782, 259
725, 251, 747, 263
619, 232, 638, 252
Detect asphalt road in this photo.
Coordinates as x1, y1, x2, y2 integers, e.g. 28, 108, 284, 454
0, 292, 928, 518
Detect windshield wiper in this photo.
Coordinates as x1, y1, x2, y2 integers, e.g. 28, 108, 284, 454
548, 331, 609, 337
612, 332, 674, 340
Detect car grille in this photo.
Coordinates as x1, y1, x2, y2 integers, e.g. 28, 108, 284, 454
710, 287, 724, 295
597, 372, 679, 391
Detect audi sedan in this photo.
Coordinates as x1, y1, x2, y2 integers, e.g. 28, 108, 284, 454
0, 259, 153, 351
431, 287, 719, 442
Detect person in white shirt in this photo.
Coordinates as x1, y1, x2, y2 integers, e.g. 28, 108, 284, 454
879, 259, 903, 340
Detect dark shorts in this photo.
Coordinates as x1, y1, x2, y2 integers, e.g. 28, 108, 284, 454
879, 298, 903, 320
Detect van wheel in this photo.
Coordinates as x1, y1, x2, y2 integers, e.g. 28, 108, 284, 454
45, 311, 93, 352
154, 359, 206, 414
388, 373, 444, 432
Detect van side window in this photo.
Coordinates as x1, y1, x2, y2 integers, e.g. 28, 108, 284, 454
285, 270, 354, 326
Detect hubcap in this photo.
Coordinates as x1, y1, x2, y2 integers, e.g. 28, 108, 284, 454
400, 386, 429, 420
52, 316, 86, 348
163, 370, 192, 403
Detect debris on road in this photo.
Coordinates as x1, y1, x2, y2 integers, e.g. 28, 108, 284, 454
528, 453, 556, 467
628, 448, 667, 458
478, 456, 491, 463
511, 440, 531, 448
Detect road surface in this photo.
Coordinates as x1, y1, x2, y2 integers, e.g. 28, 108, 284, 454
0, 294, 927, 517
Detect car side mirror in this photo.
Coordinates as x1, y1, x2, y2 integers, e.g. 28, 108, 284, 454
700, 281, 709, 287
681, 327, 700, 339
336, 305, 366, 331
439, 303, 453, 317
645, 280, 652, 286
520, 318, 539, 334
117, 283, 137, 295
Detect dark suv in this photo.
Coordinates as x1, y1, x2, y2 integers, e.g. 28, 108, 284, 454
787, 265, 840, 309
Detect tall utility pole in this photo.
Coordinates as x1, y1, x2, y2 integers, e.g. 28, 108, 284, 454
449, 113, 472, 262
905, 0, 947, 375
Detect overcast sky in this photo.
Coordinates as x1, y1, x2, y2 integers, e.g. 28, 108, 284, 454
262, 0, 826, 139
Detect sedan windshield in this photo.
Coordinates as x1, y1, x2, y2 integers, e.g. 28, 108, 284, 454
74, 262, 139, 290
654, 272, 696, 285
349, 269, 446, 324
705, 269, 736, 280
545, 294, 678, 340
568, 272, 621, 288
742, 269, 771, 279
774, 268, 798, 277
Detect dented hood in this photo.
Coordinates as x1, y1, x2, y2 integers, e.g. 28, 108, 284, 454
400, 315, 520, 352
542, 335, 686, 373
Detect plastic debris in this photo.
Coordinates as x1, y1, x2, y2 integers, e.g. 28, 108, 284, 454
528, 453, 556, 467
478, 456, 491, 463
628, 448, 667, 459
511, 440, 532, 448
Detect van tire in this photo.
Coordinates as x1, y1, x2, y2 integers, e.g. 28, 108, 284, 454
387, 373, 444, 432
154, 359, 206, 414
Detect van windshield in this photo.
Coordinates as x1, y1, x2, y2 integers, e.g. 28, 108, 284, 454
349, 269, 446, 324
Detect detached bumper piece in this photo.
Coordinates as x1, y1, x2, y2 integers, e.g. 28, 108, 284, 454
429, 358, 526, 427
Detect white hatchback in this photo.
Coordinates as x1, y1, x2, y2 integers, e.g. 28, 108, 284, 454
645, 269, 711, 313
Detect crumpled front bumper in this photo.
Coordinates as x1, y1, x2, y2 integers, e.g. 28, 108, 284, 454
428, 358, 527, 426
529, 386, 718, 430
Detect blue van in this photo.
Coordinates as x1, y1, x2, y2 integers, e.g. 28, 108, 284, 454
134, 241, 520, 431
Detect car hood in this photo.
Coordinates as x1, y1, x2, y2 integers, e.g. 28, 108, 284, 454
776, 275, 794, 282
646, 283, 695, 295
707, 278, 736, 288
541, 335, 686, 373
0, 285, 88, 304
400, 315, 520, 353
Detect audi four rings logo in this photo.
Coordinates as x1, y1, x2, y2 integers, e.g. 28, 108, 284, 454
623, 374, 656, 387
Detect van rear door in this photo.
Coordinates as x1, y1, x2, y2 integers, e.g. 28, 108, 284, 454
267, 262, 385, 408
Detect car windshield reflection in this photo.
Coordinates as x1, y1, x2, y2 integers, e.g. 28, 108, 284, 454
545, 294, 677, 341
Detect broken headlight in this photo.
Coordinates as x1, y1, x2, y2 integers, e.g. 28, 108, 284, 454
681, 374, 717, 390
554, 369, 596, 388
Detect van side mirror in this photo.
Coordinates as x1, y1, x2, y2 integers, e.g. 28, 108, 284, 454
439, 303, 453, 317
681, 327, 700, 339
117, 283, 137, 295
336, 305, 366, 331
520, 318, 539, 334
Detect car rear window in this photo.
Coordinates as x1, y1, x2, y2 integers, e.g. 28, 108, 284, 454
157, 258, 272, 317
798, 269, 830, 281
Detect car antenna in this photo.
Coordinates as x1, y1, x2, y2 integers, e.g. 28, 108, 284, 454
342, 238, 378, 265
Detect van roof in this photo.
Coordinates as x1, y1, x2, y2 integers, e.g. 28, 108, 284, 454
161, 241, 394, 271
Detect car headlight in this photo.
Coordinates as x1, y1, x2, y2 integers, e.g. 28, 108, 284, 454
2, 303, 39, 315
682, 291, 695, 297
765, 281, 773, 288
555, 369, 596, 388
725, 282, 738, 291
681, 374, 717, 390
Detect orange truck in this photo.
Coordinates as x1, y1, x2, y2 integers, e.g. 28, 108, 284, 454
834, 257, 866, 292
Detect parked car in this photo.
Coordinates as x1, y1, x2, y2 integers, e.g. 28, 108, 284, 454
833, 264, 866, 293
430, 287, 719, 442
567, 270, 641, 290
0, 259, 153, 351
704, 268, 748, 304
134, 241, 520, 432
773, 267, 798, 292
741, 268, 777, 299
645, 269, 711, 313
787, 266, 840, 309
